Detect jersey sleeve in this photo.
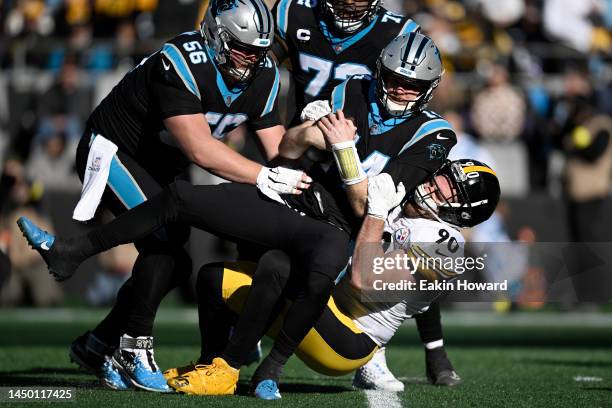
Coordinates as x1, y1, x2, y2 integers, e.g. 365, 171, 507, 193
385, 124, 457, 193
271, 0, 291, 64
329, 78, 369, 123
273, 0, 293, 42
248, 61, 282, 131
151, 50, 203, 120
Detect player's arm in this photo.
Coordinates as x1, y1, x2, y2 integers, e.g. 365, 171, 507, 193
255, 125, 285, 162
350, 174, 406, 290
317, 110, 369, 217
279, 120, 328, 159
351, 214, 386, 290
164, 114, 263, 184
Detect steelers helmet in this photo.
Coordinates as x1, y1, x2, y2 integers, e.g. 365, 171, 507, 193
201, 0, 273, 84
413, 159, 501, 228
320, 0, 382, 34
376, 33, 444, 117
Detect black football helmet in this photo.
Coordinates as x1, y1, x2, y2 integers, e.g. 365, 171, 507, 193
412, 159, 501, 228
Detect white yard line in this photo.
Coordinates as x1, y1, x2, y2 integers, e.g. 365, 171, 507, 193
364, 390, 403, 408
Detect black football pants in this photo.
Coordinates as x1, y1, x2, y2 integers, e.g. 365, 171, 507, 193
82, 180, 350, 362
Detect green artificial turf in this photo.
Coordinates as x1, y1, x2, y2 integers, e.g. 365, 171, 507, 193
0, 310, 610, 407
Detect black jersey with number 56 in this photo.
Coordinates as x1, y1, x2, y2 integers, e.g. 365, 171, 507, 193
87, 31, 281, 159
272, 0, 419, 119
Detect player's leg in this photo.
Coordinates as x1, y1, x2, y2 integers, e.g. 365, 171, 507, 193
67, 137, 191, 392
20, 182, 300, 271
168, 252, 292, 396
251, 227, 349, 393
21, 180, 350, 389
415, 303, 462, 386
219, 251, 293, 370
352, 306, 441, 391
170, 257, 376, 399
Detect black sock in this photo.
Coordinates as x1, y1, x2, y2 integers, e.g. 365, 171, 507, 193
267, 329, 299, 367
415, 302, 444, 345
252, 353, 285, 385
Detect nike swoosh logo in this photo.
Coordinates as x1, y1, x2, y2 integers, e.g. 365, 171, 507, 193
436, 133, 450, 140
40, 241, 50, 251
162, 59, 171, 71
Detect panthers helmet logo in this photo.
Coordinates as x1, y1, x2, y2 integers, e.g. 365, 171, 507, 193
211, 0, 238, 17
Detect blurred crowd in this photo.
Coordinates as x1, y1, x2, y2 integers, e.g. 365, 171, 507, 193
0, 0, 610, 306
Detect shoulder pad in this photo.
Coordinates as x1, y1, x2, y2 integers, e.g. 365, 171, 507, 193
398, 115, 455, 155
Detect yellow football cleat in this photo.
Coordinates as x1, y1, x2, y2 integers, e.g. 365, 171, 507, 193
163, 362, 196, 381
168, 357, 239, 395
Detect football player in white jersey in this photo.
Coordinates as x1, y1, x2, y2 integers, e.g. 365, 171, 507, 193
165, 158, 500, 398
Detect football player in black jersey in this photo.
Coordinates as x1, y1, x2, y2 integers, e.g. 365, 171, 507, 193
18, 32, 459, 398
17, 0, 312, 393
280, 31, 462, 389
271, 0, 455, 387
272, 0, 420, 123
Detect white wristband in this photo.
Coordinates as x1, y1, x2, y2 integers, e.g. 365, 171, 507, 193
331, 140, 366, 185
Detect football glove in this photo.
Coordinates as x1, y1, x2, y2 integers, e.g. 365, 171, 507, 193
367, 173, 405, 219
256, 166, 311, 204
300, 100, 332, 122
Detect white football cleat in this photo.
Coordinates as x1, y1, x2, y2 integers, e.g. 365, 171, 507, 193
353, 347, 405, 392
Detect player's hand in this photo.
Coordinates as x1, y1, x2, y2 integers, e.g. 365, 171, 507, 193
257, 166, 312, 204
367, 173, 406, 219
317, 110, 357, 146
300, 100, 332, 122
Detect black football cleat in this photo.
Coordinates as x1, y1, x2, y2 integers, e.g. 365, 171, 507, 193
426, 347, 463, 386
17, 216, 82, 281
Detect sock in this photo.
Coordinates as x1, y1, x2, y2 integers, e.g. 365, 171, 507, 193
252, 354, 284, 385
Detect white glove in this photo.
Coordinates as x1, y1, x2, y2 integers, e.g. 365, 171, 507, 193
367, 173, 406, 219
300, 100, 332, 122
257, 166, 311, 204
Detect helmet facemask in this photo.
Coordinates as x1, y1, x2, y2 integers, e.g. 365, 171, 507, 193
321, 0, 380, 35
220, 31, 269, 84
376, 62, 439, 117
200, 0, 273, 88
410, 162, 471, 227
206, 25, 269, 86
